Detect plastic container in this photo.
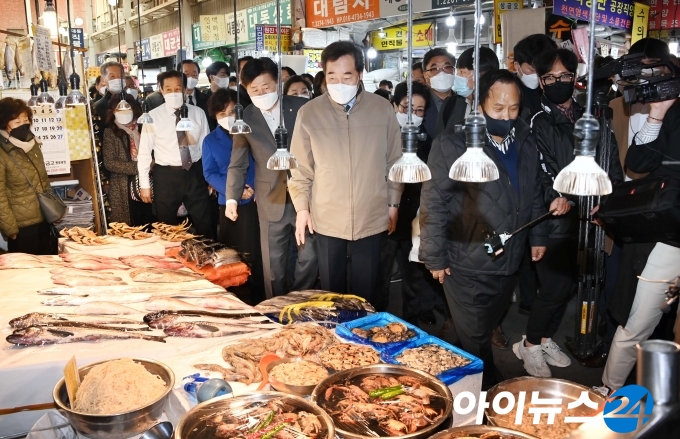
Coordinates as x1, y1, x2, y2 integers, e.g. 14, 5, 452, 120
335, 312, 427, 350
380, 335, 484, 386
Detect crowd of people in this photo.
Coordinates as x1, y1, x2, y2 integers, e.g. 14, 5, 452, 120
1, 35, 679, 394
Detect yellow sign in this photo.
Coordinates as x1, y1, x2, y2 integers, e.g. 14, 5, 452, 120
548, 19, 572, 40
494, 0, 522, 44
86, 67, 100, 83
200, 15, 227, 42
631, 2, 649, 45
372, 23, 434, 51
304, 49, 323, 74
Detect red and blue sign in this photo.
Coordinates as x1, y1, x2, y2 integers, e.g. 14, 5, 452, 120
555, 0, 635, 30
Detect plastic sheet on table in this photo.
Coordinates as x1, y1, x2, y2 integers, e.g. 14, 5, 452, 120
26, 411, 77, 439
335, 312, 427, 351
380, 335, 484, 386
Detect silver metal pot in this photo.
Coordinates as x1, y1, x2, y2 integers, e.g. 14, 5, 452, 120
53, 358, 174, 439
485, 377, 604, 439
310, 364, 453, 439
429, 425, 539, 439
174, 391, 335, 439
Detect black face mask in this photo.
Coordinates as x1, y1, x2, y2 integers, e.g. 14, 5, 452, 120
9, 124, 33, 142
483, 112, 516, 137
543, 81, 575, 105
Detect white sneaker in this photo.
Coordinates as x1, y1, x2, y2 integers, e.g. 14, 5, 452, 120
541, 338, 572, 367
593, 385, 612, 398
513, 335, 551, 377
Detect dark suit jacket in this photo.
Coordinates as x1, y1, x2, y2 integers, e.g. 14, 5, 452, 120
144, 91, 165, 112
238, 85, 253, 109
189, 89, 215, 131
226, 95, 307, 223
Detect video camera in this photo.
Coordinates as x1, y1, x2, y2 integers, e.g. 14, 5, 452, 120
588, 52, 680, 104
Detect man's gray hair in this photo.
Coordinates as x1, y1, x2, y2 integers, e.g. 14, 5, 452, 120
100, 61, 124, 77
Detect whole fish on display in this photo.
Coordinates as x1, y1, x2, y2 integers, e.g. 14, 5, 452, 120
6, 326, 166, 346
64, 260, 130, 271
129, 267, 204, 283
72, 302, 139, 315
160, 321, 263, 338
143, 309, 263, 324
42, 294, 152, 306
59, 253, 123, 264
39, 284, 223, 295
144, 297, 207, 312
120, 255, 184, 270
194, 295, 250, 310
9, 312, 141, 328
49, 267, 120, 279
146, 314, 270, 329
50, 275, 127, 287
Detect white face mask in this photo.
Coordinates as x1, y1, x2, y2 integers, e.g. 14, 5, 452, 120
519, 72, 539, 89
327, 83, 359, 105
429, 72, 455, 93
396, 111, 423, 128
108, 78, 123, 93
126, 89, 139, 100
214, 76, 230, 89
186, 77, 199, 90
218, 116, 235, 130
99, 86, 107, 96
250, 90, 279, 110
229, 86, 238, 91
164, 92, 184, 109
114, 110, 134, 125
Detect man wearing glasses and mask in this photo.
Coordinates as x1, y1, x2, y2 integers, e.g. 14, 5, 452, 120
514, 49, 624, 377
422, 48, 456, 139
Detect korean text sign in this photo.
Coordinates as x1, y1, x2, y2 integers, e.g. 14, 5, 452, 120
306, 0, 380, 28
554, 0, 634, 30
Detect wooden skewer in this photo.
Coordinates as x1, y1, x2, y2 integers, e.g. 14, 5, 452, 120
0, 402, 56, 416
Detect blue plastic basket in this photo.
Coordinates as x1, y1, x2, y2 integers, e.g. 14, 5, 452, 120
380, 335, 484, 386
335, 312, 427, 350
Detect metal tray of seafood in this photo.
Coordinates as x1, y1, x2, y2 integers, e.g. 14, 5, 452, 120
380, 335, 483, 386
335, 313, 427, 350
485, 377, 605, 439
310, 364, 453, 439
174, 391, 335, 439
429, 425, 539, 439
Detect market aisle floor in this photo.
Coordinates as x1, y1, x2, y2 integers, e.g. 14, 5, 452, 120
384, 281, 607, 387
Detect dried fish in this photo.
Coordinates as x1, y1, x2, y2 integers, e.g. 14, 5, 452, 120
72, 302, 139, 315
146, 315, 269, 330
129, 267, 203, 283
42, 294, 152, 306
161, 321, 263, 338
6, 325, 166, 346
143, 309, 263, 324
120, 255, 184, 270
319, 344, 381, 371
38, 284, 223, 295
60, 227, 109, 246
194, 295, 250, 310
50, 275, 126, 287
9, 312, 140, 329
64, 260, 130, 271
49, 267, 119, 279
395, 345, 470, 376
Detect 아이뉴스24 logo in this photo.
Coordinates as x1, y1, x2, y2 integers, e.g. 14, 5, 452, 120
603, 385, 654, 433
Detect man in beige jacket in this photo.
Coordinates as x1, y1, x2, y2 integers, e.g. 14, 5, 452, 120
289, 41, 403, 302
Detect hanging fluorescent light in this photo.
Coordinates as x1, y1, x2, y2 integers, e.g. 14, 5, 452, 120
54, 82, 68, 109
445, 29, 457, 54
138, 102, 154, 124
449, 0, 499, 182
231, 0, 251, 134
266, 0, 297, 170
75, 17, 84, 26
388, 0, 432, 184
201, 57, 213, 68
27, 83, 40, 107
367, 47, 378, 58
108, 0, 117, 6
670, 31, 678, 55
378, 28, 386, 38
36, 79, 55, 105
64, 2, 87, 107
446, 8, 456, 27
41, 0, 58, 38
552, 0, 611, 196
176, 104, 195, 131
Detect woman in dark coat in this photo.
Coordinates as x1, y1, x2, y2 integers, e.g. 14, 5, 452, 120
102, 95, 154, 225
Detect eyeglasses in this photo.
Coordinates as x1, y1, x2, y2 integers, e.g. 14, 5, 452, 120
425, 65, 454, 75
541, 73, 575, 86
399, 104, 426, 117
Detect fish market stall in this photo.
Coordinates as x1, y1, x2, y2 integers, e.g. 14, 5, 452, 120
0, 253, 484, 437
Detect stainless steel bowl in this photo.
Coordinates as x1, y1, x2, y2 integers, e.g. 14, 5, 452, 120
485, 377, 605, 439
266, 357, 330, 396
174, 391, 336, 439
53, 358, 174, 439
310, 364, 453, 439
429, 425, 539, 439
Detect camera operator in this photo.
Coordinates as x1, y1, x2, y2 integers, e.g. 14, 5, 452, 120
596, 56, 680, 396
